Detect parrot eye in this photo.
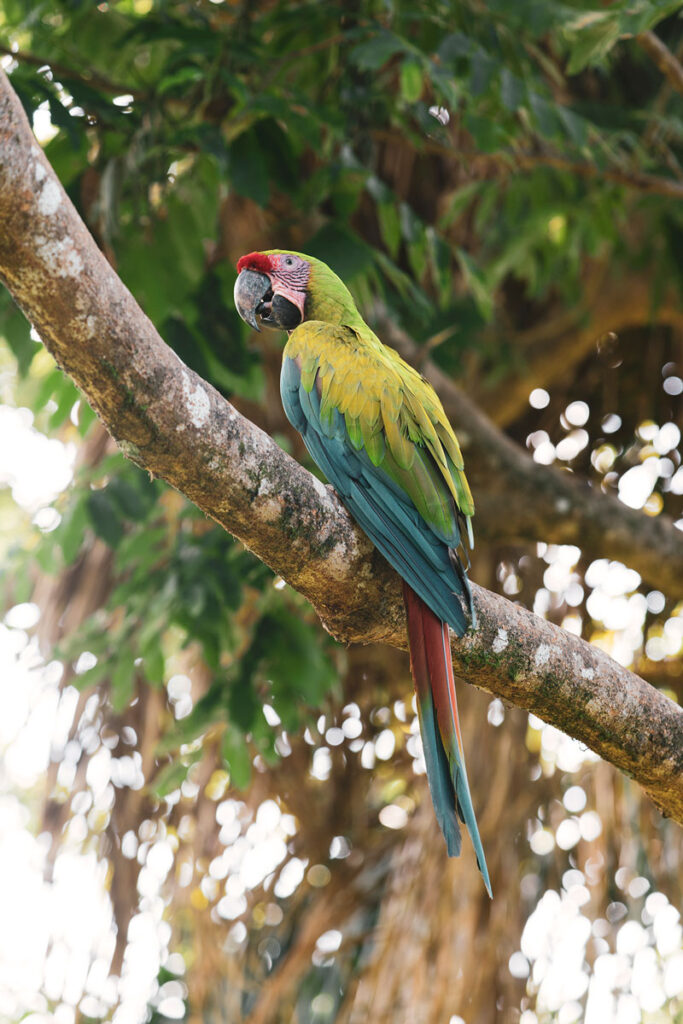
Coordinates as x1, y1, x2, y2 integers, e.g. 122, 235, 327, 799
284, 256, 294, 267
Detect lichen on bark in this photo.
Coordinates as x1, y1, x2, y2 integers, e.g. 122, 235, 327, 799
0, 68, 681, 824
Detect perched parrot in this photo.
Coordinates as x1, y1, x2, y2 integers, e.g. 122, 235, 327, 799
234, 250, 491, 895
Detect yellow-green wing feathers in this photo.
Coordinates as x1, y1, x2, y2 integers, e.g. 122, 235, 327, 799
285, 321, 474, 540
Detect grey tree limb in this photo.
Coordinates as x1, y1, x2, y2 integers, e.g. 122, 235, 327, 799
0, 69, 681, 823
381, 319, 683, 600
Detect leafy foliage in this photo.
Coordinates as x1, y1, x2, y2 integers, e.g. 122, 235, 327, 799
0, 1, 681, 1021
3, 0, 682, 385
9, 452, 338, 789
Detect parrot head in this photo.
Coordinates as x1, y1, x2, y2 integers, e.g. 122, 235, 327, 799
234, 249, 360, 332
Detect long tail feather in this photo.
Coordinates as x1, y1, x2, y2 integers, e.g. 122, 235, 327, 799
403, 581, 492, 897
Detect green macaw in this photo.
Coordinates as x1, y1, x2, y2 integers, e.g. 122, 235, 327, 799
234, 250, 490, 895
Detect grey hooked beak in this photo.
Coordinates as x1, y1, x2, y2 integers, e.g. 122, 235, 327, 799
233, 269, 273, 332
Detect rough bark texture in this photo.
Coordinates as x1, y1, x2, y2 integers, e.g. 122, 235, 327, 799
0, 69, 681, 824
457, 587, 682, 821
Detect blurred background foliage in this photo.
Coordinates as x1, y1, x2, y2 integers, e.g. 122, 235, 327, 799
0, 0, 682, 1022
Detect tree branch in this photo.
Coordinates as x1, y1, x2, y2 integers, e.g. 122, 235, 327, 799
375, 129, 683, 201
637, 31, 683, 97
380, 319, 683, 600
467, 275, 683, 428
0, 69, 681, 823
509, 151, 683, 200
0, 44, 147, 100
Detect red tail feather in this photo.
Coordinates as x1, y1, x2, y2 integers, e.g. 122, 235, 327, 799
403, 581, 492, 894
404, 582, 464, 759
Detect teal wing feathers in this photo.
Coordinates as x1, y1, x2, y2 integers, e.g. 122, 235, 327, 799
281, 324, 474, 634
280, 322, 489, 891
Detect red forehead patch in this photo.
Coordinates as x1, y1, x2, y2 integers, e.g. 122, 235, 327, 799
236, 252, 273, 275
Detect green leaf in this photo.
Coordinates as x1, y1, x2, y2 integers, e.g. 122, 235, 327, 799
49, 379, 80, 429
558, 106, 589, 147
157, 669, 260, 756
428, 62, 460, 108
350, 30, 406, 71
619, 0, 682, 35
407, 233, 428, 281
142, 642, 165, 687
377, 202, 401, 258
373, 251, 430, 312
228, 676, 261, 732
78, 401, 97, 438
438, 31, 474, 63
439, 182, 483, 229
111, 656, 135, 712
400, 60, 423, 103
221, 725, 251, 789
115, 525, 166, 573
500, 69, 525, 112
464, 112, 510, 153
456, 248, 494, 322
34, 367, 64, 411
106, 476, 153, 522
306, 224, 375, 287
469, 50, 497, 98
152, 759, 192, 799
72, 660, 108, 693
427, 230, 455, 309
87, 491, 124, 547
529, 94, 563, 139
228, 130, 270, 207
565, 2, 682, 74
43, 131, 90, 188
158, 66, 203, 96
35, 541, 58, 576
398, 202, 420, 244
0, 294, 34, 376
57, 497, 89, 565
258, 609, 337, 725
564, 11, 622, 74
118, 160, 219, 326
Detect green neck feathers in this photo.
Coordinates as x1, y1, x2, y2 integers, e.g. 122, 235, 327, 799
265, 249, 369, 335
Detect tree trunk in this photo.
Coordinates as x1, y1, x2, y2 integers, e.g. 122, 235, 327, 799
338, 688, 531, 1024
